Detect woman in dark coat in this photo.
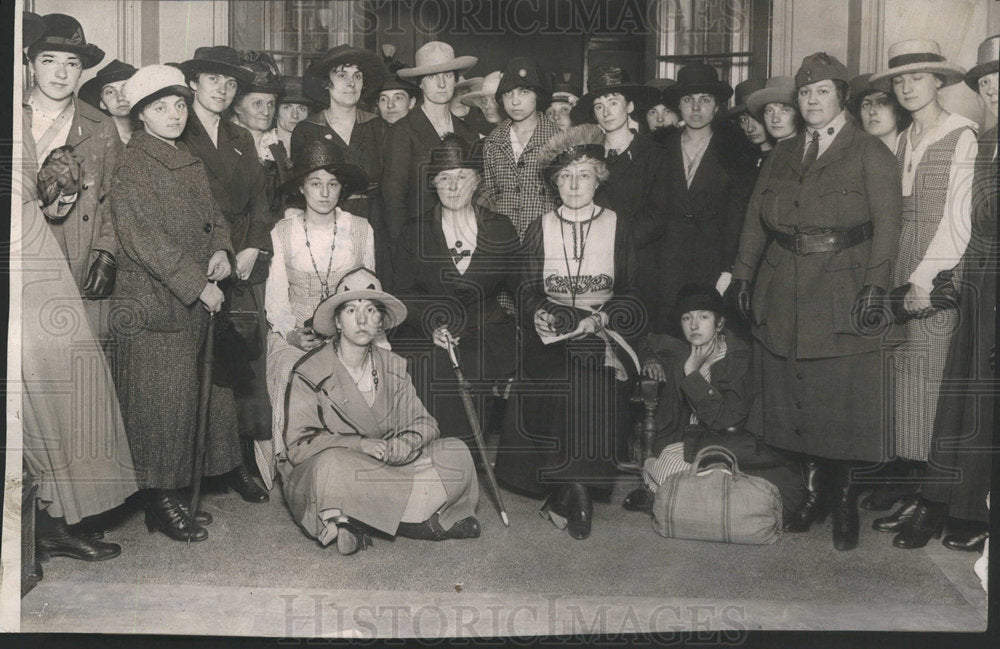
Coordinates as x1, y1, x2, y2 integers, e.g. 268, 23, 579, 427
493, 125, 643, 541
731, 53, 902, 551
393, 134, 521, 445
110, 64, 237, 542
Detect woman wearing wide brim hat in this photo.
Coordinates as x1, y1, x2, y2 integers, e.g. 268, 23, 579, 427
304, 44, 387, 104
256, 138, 375, 490
746, 75, 801, 142
397, 41, 477, 80
964, 33, 999, 92
724, 78, 765, 120
26, 13, 105, 68
662, 62, 734, 110
460, 71, 503, 134
179, 45, 254, 87
570, 65, 659, 125
279, 266, 482, 554
869, 39, 966, 92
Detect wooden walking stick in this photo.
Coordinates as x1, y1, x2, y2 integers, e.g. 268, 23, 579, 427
188, 311, 216, 545
445, 338, 510, 526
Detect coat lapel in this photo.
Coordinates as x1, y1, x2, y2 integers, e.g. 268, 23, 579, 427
776, 132, 806, 177
805, 116, 857, 176
323, 353, 384, 436
688, 134, 722, 194
65, 97, 97, 149
411, 108, 445, 148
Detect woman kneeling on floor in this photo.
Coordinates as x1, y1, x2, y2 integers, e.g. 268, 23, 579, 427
280, 267, 481, 554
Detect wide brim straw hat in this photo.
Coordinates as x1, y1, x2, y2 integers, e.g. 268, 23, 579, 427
278, 136, 369, 196
745, 76, 797, 119
180, 46, 255, 86
461, 71, 501, 106
869, 39, 966, 91
312, 267, 407, 336
123, 64, 193, 119
397, 41, 477, 79
724, 78, 766, 119
305, 44, 386, 100
455, 75, 483, 94
965, 34, 999, 91
79, 59, 138, 110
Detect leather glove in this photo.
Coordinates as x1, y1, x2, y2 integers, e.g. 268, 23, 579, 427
850, 284, 888, 335
37, 145, 84, 207
83, 251, 117, 299
729, 279, 753, 323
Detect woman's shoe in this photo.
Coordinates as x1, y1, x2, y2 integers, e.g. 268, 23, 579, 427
36, 512, 121, 562
174, 499, 213, 526
622, 487, 655, 513
892, 500, 947, 549
539, 490, 568, 530
872, 496, 919, 532
225, 465, 269, 503
783, 460, 829, 533
562, 483, 593, 540
942, 527, 988, 553
336, 521, 373, 556
143, 490, 208, 542
396, 513, 480, 541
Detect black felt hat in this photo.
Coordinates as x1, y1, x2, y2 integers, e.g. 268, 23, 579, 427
79, 59, 137, 110
425, 133, 483, 182
572, 65, 659, 124
305, 44, 386, 101
379, 72, 421, 99
674, 283, 728, 320
26, 13, 105, 69
277, 76, 323, 108
181, 46, 255, 87
724, 78, 766, 119
279, 137, 369, 196
23, 12, 47, 53
238, 52, 282, 95
663, 63, 734, 110
494, 56, 551, 110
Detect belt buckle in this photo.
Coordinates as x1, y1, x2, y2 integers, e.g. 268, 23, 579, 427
793, 233, 806, 255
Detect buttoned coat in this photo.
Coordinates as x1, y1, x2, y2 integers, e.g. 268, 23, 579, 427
381, 108, 479, 242
732, 114, 902, 359
27, 97, 123, 338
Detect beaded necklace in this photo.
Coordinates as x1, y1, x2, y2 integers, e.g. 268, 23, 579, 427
336, 342, 379, 391
302, 213, 338, 299
557, 205, 603, 308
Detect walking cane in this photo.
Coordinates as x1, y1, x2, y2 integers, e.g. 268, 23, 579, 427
188, 310, 216, 545
444, 338, 510, 526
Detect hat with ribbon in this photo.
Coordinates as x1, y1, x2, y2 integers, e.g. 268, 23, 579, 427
724, 78, 766, 119
795, 52, 849, 89
277, 75, 323, 109
181, 46, 255, 86
27, 13, 105, 69
397, 41, 477, 80
305, 44, 386, 100
494, 56, 552, 110
79, 59, 137, 110
870, 39, 966, 91
238, 51, 282, 95
572, 65, 659, 124
278, 136, 369, 197
663, 63, 734, 110
965, 34, 999, 91
551, 72, 583, 105
123, 64, 193, 119
746, 76, 797, 119
460, 71, 501, 107
312, 267, 408, 335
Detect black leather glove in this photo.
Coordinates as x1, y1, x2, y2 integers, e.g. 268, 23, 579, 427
83, 251, 117, 299
730, 279, 753, 323
37, 145, 84, 207
850, 284, 888, 335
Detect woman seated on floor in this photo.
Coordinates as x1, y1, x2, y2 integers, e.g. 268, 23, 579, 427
623, 284, 801, 514
280, 267, 481, 555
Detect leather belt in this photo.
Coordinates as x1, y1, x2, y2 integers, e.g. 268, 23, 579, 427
772, 221, 873, 255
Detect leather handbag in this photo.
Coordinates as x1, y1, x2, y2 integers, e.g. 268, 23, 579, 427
652, 446, 783, 545
887, 269, 959, 324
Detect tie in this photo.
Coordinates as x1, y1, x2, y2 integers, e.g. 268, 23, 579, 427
606, 148, 620, 163
802, 131, 820, 172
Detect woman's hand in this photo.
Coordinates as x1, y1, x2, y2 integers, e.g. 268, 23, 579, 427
571, 313, 605, 339
199, 281, 225, 313
206, 250, 231, 281
684, 338, 721, 376
234, 248, 260, 281
534, 309, 558, 336
360, 438, 387, 461
642, 359, 667, 382
383, 432, 421, 465
432, 325, 460, 350
286, 326, 324, 351
903, 283, 933, 315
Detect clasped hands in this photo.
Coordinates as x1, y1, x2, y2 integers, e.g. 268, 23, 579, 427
359, 431, 422, 465
534, 309, 607, 339
199, 250, 231, 312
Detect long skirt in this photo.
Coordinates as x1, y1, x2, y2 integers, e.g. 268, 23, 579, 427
280, 438, 479, 541
111, 306, 242, 490
758, 344, 887, 463
256, 330, 306, 489
494, 334, 629, 495
231, 281, 272, 441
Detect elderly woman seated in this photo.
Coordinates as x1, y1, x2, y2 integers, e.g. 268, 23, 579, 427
280, 268, 481, 555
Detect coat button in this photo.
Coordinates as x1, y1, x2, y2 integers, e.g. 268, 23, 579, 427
203, 223, 213, 233
82, 214, 89, 221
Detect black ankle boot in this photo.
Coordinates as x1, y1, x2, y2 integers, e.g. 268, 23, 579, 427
831, 465, 860, 551
143, 490, 208, 542
226, 465, 269, 503
872, 496, 919, 532
893, 499, 947, 549
36, 510, 121, 562
783, 460, 829, 533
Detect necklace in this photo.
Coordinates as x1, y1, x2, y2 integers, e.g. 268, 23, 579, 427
302, 214, 338, 299
557, 206, 602, 308
337, 343, 379, 391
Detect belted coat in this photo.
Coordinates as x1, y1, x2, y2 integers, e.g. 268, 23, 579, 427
732, 114, 902, 359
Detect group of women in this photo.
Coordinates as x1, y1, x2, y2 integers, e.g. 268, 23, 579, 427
21, 10, 997, 569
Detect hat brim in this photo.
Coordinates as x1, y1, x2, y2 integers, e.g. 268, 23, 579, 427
278, 94, 321, 108
278, 161, 370, 198
723, 103, 749, 119
663, 82, 734, 109
305, 49, 386, 98
460, 90, 494, 107
312, 289, 408, 335
28, 41, 105, 69
571, 84, 660, 124
455, 76, 483, 92
79, 68, 136, 110
397, 56, 478, 80
965, 60, 999, 91
745, 88, 797, 119
869, 63, 966, 92
181, 59, 255, 87
129, 85, 193, 119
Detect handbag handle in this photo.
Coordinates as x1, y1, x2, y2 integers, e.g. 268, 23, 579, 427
688, 445, 741, 476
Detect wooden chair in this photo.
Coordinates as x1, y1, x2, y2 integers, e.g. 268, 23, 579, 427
617, 377, 660, 473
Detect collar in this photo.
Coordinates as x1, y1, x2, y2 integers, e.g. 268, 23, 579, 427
805, 109, 847, 143
193, 101, 222, 133
130, 130, 201, 170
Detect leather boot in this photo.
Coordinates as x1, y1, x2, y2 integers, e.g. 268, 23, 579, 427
830, 464, 860, 551
143, 489, 208, 542
36, 510, 121, 562
872, 496, 919, 532
892, 498, 947, 549
225, 465, 269, 503
782, 460, 829, 533
942, 524, 989, 553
